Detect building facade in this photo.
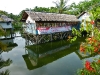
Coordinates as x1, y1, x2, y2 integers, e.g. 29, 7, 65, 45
21, 11, 80, 44
0, 15, 14, 39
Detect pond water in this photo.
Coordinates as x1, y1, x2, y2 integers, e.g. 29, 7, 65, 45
0, 31, 99, 75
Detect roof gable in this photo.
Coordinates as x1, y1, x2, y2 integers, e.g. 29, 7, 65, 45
0, 15, 13, 22
77, 11, 89, 19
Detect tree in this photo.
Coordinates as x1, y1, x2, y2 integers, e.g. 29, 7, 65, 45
69, 11, 100, 75
66, 0, 100, 16
75, 21, 100, 75
0, 57, 12, 75
0, 27, 12, 75
53, 0, 69, 14
49, 7, 58, 13
33, 6, 50, 12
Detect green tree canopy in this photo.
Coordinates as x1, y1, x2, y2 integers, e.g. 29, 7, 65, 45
53, 0, 69, 14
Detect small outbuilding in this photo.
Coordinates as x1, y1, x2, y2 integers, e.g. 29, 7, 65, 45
0, 15, 14, 39
21, 11, 80, 44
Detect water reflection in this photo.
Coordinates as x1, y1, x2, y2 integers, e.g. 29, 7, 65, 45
0, 38, 18, 52
75, 50, 98, 60
0, 32, 97, 75
0, 38, 17, 75
23, 39, 80, 70
0, 53, 12, 75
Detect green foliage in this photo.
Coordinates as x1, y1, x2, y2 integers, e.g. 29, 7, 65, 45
0, 0, 100, 31
53, 0, 69, 14
0, 10, 23, 30
67, 0, 100, 16
70, 9, 100, 75
0, 58, 12, 75
0, 41, 7, 51
7, 42, 18, 47
70, 36, 77, 43
77, 58, 100, 75
0, 27, 8, 51
0, 0, 100, 28
32, 6, 58, 13
0, 10, 8, 15
33, 6, 50, 12
0, 27, 5, 36
72, 28, 81, 36
0, 70, 10, 75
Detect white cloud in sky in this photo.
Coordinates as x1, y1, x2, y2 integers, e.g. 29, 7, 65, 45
0, 0, 85, 15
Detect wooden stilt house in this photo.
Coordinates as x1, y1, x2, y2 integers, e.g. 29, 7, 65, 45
21, 11, 79, 44
0, 15, 14, 39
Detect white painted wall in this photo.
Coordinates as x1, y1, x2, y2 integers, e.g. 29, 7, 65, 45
26, 16, 35, 23
78, 12, 91, 31
25, 16, 37, 34
79, 12, 90, 22
25, 23, 37, 34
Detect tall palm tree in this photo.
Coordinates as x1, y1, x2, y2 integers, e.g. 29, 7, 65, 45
53, 0, 69, 14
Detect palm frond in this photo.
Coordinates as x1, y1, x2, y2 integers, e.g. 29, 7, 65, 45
0, 70, 9, 75
53, 0, 69, 13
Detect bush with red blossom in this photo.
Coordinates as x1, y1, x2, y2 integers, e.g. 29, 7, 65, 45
70, 16, 100, 74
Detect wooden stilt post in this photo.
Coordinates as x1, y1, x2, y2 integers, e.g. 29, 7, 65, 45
59, 32, 62, 39
5, 29, 7, 39
36, 35, 39, 44
10, 28, 13, 38
61, 32, 63, 39
50, 33, 52, 41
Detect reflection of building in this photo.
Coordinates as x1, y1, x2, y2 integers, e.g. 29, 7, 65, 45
21, 11, 80, 44
0, 38, 17, 52
0, 38, 14, 44
22, 39, 80, 70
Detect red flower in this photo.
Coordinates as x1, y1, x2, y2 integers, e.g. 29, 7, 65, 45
97, 59, 100, 64
87, 37, 92, 41
85, 61, 94, 71
94, 47, 98, 52
93, 39, 97, 43
98, 52, 100, 54
90, 20, 95, 25
98, 43, 100, 49
88, 41, 93, 44
80, 46, 85, 52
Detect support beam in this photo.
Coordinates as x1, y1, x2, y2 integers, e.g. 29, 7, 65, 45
24, 30, 72, 44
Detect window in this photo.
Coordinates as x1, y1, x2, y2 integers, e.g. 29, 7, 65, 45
7, 22, 10, 25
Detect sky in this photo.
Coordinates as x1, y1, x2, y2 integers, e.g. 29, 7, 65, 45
0, 0, 85, 15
